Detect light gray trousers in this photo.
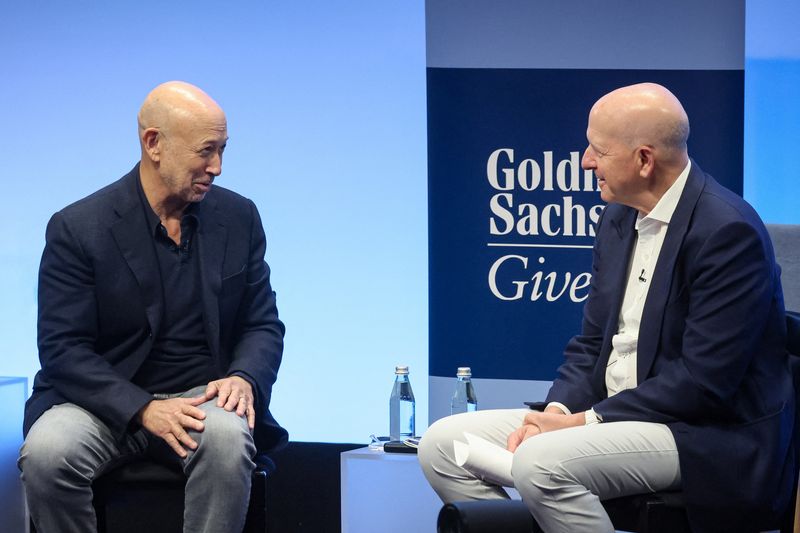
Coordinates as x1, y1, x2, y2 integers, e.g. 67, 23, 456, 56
18, 386, 256, 533
418, 408, 681, 533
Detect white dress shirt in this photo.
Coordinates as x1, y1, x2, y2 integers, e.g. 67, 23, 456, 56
604, 160, 691, 397
547, 161, 692, 423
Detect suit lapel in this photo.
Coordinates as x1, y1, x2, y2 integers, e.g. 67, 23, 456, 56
636, 161, 706, 381
195, 194, 226, 357
110, 167, 164, 338
593, 207, 638, 383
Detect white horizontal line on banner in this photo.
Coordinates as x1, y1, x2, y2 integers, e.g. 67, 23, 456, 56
487, 243, 593, 249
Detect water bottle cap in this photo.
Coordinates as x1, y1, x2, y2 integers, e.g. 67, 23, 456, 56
395, 365, 409, 374
457, 367, 472, 377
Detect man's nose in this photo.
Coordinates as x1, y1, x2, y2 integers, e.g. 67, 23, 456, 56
581, 148, 594, 170
207, 152, 223, 176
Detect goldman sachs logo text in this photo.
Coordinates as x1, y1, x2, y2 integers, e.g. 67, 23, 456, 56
486, 148, 604, 303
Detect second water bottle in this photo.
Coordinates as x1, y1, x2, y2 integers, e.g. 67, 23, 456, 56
450, 366, 478, 414
389, 365, 415, 440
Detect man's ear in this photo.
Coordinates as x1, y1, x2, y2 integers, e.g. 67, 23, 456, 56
636, 145, 656, 178
142, 128, 162, 162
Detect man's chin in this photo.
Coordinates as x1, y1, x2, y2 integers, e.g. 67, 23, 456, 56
187, 192, 207, 203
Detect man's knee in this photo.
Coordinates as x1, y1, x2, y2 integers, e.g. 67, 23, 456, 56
420, 410, 525, 470
21, 431, 76, 482
20, 406, 107, 491
418, 414, 464, 468
511, 435, 572, 493
190, 406, 255, 468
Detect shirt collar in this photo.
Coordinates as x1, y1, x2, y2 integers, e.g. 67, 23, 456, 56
637, 160, 691, 228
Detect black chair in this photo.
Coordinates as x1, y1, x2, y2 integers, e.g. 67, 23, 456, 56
437, 314, 800, 533
438, 492, 692, 533
436, 487, 698, 533
31, 457, 273, 533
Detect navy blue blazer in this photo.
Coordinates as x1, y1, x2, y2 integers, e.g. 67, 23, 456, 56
25, 165, 288, 454
545, 162, 795, 532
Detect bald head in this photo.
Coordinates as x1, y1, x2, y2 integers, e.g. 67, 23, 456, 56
138, 81, 225, 146
137, 82, 228, 215
590, 83, 689, 162
582, 83, 692, 213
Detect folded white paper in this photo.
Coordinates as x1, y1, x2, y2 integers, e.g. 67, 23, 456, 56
453, 432, 515, 487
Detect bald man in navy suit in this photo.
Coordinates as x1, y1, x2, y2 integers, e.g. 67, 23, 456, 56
20, 82, 286, 533
419, 83, 794, 533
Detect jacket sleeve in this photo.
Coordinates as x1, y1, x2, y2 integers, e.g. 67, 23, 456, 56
544, 207, 611, 411
37, 211, 153, 438
225, 200, 285, 416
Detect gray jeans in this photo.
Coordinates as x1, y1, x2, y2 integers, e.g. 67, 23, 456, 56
18, 386, 257, 533
418, 408, 681, 533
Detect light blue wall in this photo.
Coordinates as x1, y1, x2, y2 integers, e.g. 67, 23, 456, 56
0, 0, 797, 445
744, 0, 800, 222
0, 1, 428, 444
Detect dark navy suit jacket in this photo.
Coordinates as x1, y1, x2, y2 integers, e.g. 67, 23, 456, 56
25, 165, 288, 454
544, 161, 795, 532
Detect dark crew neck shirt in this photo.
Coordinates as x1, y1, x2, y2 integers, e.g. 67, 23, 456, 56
131, 178, 217, 393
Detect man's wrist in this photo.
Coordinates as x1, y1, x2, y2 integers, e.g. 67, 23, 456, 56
228, 371, 256, 391
584, 408, 602, 425
545, 402, 571, 415
134, 398, 155, 425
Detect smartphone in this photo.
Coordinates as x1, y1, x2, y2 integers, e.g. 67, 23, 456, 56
383, 440, 418, 454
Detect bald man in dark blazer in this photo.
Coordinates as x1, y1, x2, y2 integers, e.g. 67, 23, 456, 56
20, 82, 286, 533
419, 83, 794, 533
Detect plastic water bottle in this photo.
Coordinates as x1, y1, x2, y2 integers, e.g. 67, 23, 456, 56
389, 366, 415, 440
450, 367, 478, 415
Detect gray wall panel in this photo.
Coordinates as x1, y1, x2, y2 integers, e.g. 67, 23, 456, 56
427, 0, 744, 70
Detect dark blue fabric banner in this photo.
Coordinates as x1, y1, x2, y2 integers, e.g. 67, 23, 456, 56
428, 67, 744, 381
